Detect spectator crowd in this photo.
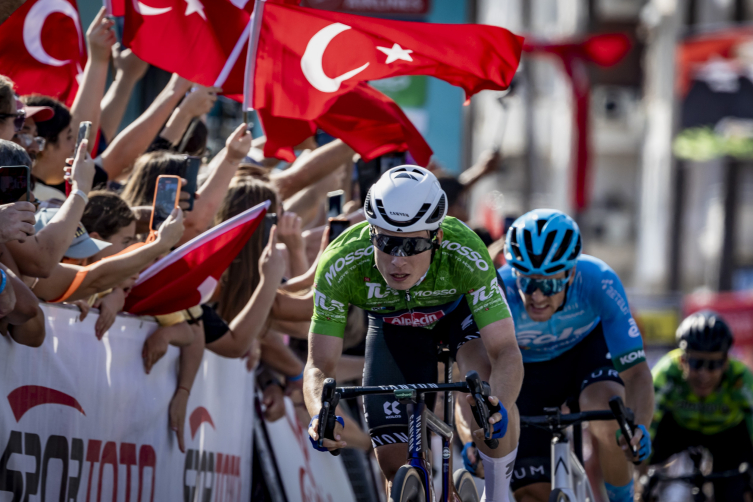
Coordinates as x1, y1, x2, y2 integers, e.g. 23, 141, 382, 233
0, 8, 503, 460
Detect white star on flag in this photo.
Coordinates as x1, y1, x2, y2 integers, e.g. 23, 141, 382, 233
184, 0, 207, 20
376, 43, 413, 64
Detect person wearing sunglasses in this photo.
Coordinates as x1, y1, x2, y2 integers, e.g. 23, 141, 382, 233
650, 310, 753, 501
487, 209, 654, 502
303, 165, 523, 502
11, 98, 53, 162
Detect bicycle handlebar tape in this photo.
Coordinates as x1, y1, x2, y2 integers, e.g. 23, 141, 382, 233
608, 396, 641, 465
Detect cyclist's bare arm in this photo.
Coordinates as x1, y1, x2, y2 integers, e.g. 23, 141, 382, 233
304, 332, 346, 449
481, 317, 523, 415
620, 361, 655, 454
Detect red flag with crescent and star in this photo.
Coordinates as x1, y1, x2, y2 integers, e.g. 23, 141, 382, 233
122, 0, 298, 95
0, 0, 86, 106
248, 1, 523, 163
124, 201, 268, 316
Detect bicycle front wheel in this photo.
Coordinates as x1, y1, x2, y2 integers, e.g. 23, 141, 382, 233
390, 466, 427, 502
548, 488, 572, 502
453, 469, 480, 502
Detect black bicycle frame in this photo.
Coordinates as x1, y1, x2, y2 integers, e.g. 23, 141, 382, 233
334, 366, 470, 501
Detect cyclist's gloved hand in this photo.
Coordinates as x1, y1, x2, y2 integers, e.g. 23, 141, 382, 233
615, 424, 652, 462
487, 399, 508, 439
308, 414, 345, 452
635, 424, 651, 461
462, 442, 479, 476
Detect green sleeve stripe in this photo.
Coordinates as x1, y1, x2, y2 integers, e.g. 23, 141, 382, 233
473, 306, 510, 331
310, 319, 345, 339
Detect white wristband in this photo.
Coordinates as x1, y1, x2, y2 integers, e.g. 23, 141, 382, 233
71, 188, 88, 205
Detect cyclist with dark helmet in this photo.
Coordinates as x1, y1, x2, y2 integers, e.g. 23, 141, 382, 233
650, 310, 753, 500
471, 209, 654, 502
303, 166, 523, 502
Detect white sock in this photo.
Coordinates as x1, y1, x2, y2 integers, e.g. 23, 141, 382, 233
479, 446, 518, 502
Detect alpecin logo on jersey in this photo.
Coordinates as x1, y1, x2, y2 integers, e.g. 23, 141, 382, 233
384, 310, 445, 327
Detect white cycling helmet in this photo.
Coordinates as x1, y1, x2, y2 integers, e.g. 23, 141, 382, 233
364, 165, 447, 233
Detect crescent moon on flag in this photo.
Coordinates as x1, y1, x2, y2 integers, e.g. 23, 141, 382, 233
23, 0, 83, 67
132, 0, 172, 16
301, 23, 370, 93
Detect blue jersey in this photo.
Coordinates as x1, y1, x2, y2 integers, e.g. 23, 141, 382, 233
498, 255, 646, 372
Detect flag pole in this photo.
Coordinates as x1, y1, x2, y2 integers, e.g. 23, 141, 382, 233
103, 0, 113, 16
242, 0, 266, 128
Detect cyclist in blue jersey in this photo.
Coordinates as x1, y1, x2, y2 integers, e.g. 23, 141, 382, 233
467, 209, 654, 502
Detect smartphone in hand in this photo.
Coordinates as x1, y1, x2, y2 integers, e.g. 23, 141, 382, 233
0, 166, 30, 204
327, 190, 344, 219
67, 121, 92, 197
261, 213, 277, 248
149, 175, 181, 232
328, 218, 350, 244
180, 156, 200, 211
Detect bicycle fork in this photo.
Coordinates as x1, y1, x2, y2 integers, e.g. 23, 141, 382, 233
551, 434, 595, 501
399, 359, 457, 502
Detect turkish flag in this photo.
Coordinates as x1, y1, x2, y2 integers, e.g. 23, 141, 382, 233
109, 0, 126, 17
0, 0, 86, 106
124, 201, 268, 316
259, 82, 433, 165
251, 2, 523, 121
123, 0, 253, 93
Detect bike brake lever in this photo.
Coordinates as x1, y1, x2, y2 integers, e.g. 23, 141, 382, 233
608, 396, 640, 465
466, 371, 499, 449
318, 378, 341, 457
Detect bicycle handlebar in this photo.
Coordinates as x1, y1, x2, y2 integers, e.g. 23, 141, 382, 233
520, 409, 616, 428
520, 396, 642, 465
316, 372, 501, 454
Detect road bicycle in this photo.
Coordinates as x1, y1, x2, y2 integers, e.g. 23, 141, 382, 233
639, 446, 753, 502
317, 355, 499, 502
519, 396, 638, 502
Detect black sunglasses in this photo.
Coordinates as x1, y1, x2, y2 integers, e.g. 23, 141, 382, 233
0, 110, 25, 132
370, 228, 435, 257
687, 357, 726, 371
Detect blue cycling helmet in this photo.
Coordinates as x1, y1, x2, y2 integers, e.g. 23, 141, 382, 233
504, 209, 582, 275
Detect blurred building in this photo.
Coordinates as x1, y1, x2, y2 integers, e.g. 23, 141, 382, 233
469, 0, 753, 348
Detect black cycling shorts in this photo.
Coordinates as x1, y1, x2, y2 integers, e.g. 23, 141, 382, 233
362, 298, 481, 449
512, 323, 623, 491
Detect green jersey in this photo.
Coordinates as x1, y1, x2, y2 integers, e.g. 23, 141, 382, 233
311, 217, 511, 338
651, 349, 753, 441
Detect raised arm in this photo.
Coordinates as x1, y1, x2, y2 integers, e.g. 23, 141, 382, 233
99, 45, 149, 141
159, 85, 219, 146
99, 74, 192, 180
180, 124, 251, 244
457, 148, 500, 190
32, 209, 184, 302
207, 226, 285, 358
70, 8, 115, 152
5, 141, 95, 278
271, 139, 354, 201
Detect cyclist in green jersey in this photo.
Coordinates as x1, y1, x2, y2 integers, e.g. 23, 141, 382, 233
303, 165, 523, 501
651, 310, 753, 500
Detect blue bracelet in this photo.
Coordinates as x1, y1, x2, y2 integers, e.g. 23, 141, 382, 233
288, 371, 304, 382
0, 269, 7, 295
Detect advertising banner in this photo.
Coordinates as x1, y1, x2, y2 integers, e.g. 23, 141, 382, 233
0, 304, 255, 502
264, 399, 356, 502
